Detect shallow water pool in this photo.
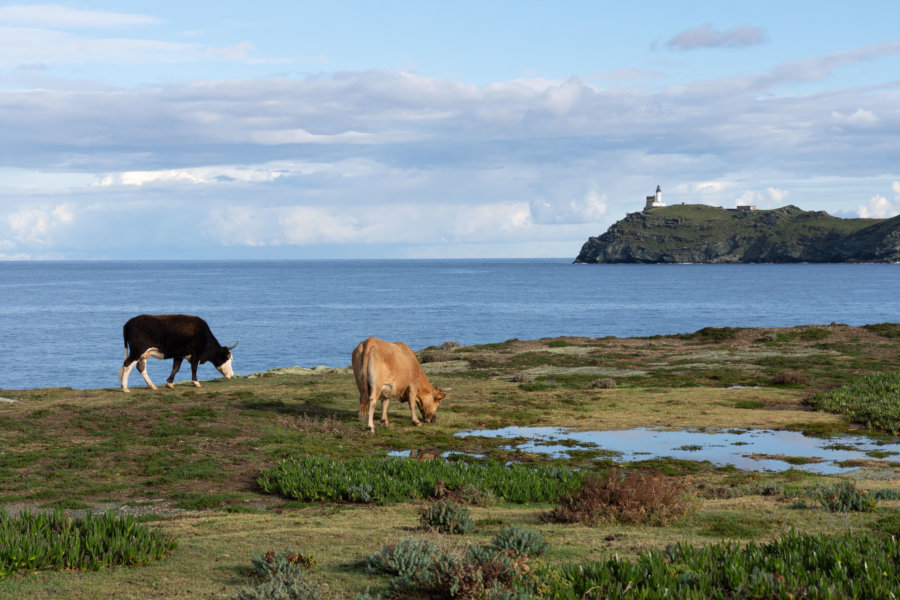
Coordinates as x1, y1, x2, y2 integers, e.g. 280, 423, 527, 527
453, 426, 900, 474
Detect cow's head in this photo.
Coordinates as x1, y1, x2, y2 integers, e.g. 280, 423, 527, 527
416, 386, 450, 423
213, 342, 238, 379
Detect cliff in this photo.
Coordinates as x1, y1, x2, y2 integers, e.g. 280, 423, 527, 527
575, 204, 900, 264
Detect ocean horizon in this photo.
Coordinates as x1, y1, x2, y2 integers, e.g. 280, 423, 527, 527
1, 259, 897, 391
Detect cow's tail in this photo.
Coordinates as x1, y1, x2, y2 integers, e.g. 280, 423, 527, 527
355, 341, 373, 423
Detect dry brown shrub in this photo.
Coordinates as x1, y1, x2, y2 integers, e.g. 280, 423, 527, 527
546, 471, 691, 525
770, 370, 809, 385
590, 378, 616, 389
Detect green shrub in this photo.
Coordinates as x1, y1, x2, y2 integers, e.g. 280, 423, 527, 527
678, 327, 742, 343
233, 572, 329, 600
809, 370, 900, 434
0, 509, 176, 580
872, 488, 900, 501
816, 480, 877, 513
488, 525, 548, 557
545, 530, 900, 599
366, 531, 547, 599
258, 456, 585, 504
234, 547, 325, 600
420, 501, 475, 534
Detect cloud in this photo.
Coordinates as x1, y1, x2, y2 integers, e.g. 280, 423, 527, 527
530, 186, 607, 224
733, 188, 790, 209
0, 4, 159, 28
6, 203, 74, 244
590, 68, 665, 82
857, 182, 900, 218
667, 24, 768, 51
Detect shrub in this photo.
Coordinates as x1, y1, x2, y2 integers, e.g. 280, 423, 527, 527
589, 378, 616, 389
546, 471, 691, 525
488, 525, 549, 557
251, 547, 317, 579
809, 370, 900, 434
258, 456, 585, 504
235, 547, 325, 600
0, 509, 176, 580
366, 530, 548, 599
420, 501, 475, 534
544, 529, 900, 600
432, 481, 495, 506
233, 573, 330, 600
817, 480, 876, 513
770, 370, 809, 385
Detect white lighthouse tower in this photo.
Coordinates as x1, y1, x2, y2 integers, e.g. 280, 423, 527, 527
644, 185, 665, 210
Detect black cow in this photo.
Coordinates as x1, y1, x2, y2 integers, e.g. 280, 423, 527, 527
119, 314, 237, 393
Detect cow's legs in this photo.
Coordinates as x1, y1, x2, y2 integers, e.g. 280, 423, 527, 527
137, 357, 158, 391
119, 360, 137, 393
366, 387, 382, 433
380, 396, 390, 427
190, 360, 201, 388
165, 358, 183, 389
407, 386, 422, 426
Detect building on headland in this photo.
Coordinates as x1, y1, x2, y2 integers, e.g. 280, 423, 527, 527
644, 185, 664, 210
728, 205, 758, 212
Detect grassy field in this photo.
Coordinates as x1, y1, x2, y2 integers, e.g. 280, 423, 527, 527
0, 323, 899, 598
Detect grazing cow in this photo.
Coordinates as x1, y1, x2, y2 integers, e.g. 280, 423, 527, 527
119, 314, 237, 393
352, 337, 450, 433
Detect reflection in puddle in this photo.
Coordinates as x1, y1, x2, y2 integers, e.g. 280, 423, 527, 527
453, 426, 900, 474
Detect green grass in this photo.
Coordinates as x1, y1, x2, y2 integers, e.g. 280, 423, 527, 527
809, 370, 900, 434
546, 530, 900, 599
257, 456, 587, 504
0, 510, 176, 580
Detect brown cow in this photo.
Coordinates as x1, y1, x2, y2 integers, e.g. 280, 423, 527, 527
352, 337, 449, 433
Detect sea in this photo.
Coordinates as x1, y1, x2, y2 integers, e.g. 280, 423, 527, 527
0, 259, 897, 391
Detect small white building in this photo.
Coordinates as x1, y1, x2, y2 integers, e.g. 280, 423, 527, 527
645, 185, 664, 209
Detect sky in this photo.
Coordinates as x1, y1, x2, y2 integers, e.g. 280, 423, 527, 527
1, 1, 899, 259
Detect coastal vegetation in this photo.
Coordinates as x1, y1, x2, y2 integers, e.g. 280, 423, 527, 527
574, 204, 900, 263
0, 323, 899, 598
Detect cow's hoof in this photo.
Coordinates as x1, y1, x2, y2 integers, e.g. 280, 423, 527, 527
366, 427, 375, 434
192, 381, 202, 388
380, 420, 390, 427
413, 421, 423, 427
122, 388, 130, 393
149, 384, 158, 391
165, 382, 174, 389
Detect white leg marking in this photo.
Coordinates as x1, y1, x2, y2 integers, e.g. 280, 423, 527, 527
120, 361, 136, 392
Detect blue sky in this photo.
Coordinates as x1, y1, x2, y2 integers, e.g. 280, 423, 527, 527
1, 1, 899, 259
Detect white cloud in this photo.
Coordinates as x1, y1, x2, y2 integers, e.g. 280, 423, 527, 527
6, 203, 74, 244
733, 188, 790, 208
0, 5, 159, 28
832, 108, 879, 127
0, 26, 254, 67
858, 182, 900, 218
530, 186, 607, 224
667, 24, 768, 51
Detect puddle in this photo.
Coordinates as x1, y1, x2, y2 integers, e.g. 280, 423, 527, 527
453, 426, 900, 474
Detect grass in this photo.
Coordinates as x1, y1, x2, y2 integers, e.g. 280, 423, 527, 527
809, 370, 900, 434
0, 324, 899, 598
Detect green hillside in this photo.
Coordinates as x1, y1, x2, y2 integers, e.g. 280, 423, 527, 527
575, 204, 900, 263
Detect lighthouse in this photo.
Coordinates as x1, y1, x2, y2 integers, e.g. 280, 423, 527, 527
644, 185, 665, 210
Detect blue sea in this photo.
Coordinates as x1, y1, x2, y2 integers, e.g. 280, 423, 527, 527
0, 260, 897, 391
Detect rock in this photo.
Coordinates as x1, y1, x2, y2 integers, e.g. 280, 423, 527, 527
575, 204, 900, 264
